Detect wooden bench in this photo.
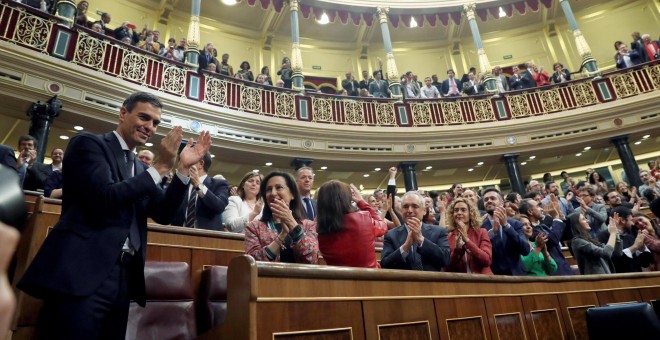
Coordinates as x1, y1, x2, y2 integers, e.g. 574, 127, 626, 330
201, 255, 660, 340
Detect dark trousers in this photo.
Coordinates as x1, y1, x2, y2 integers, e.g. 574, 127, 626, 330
38, 253, 134, 340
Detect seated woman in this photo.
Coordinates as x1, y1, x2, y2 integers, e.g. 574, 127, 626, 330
514, 215, 557, 276
635, 213, 660, 271
446, 198, 493, 274
616, 182, 640, 205
245, 171, 318, 264
316, 181, 388, 268
224, 171, 263, 233
569, 212, 622, 274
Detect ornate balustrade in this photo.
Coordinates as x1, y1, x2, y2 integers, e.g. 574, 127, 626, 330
1, 0, 659, 129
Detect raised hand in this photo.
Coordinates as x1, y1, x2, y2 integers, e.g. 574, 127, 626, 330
178, 131, 211, 175
269, 198, 295, 230
566, 191, 574, 201
349, 183, 363, 203
389, 166, 397, 179
189, 165, 200, 188
154, 126, 183, 176
407, 217, 424, 244
607, 214, 618, 234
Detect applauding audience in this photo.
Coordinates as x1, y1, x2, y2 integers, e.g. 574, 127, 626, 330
570, 212, 621, 274
224, 171, 263, 233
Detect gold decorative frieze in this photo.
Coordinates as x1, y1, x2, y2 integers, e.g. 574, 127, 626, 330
508, 95, 531, 118
539, 89, 564, 112
375, 103, 395, 125
344, 101, 365, 124
120, 51, 147, 84
240, 87, 262, 113
162, 66, 186, 95
612, 73, 639, 97
275, 92, 295, 117
411, 103, 432, 125
646, 64, 660, 89
571, 83, 598, 106
14, 11, 52, 52
472, 99, 495, 121
204, 78, 227, 105
441, 101, 464, 124
312, 97, 332, 122
73, 34, 105, 68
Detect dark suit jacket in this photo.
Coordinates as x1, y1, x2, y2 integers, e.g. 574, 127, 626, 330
519, 70, 536, 89
19, 132, 187, 306
531, 219, 574, 275
0, 144, 16, 172
551, 69, 571, 84
22, 161, 51, 191
598, 228, 652, 273
381, 223, 450, 271
341, 79, 359, 96
171, 176, 229, 231
616, 50, 643, 69
441, 78, 462, 96
482, 218, 530, 275
462, 80, 484, 96
198, 51, 219, 73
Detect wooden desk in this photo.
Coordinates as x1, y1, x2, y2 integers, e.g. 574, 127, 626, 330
202, 255, 660, 340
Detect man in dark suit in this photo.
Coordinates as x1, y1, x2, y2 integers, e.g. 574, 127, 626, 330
440, 69, 462, 97
509, 65, 534, 90
171, 152, 228, 230
198, 42, 219, 73
0, 144, 16, 172
18, 91, 211, 339
597, 206, 651, 273
15, 135, 51, 191
381, 191, 450, 271
341, 72, 359, 97
481, 188, 530, 275
296, 166, 317, 220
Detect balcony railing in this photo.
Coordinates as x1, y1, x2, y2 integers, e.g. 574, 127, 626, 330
1, 0, 659, 128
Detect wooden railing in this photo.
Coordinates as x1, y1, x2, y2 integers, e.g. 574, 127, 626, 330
1, 0, 659, 129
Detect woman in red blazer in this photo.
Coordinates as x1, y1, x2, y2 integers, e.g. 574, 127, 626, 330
316, 180, 388, 268
446, 198, 493, 274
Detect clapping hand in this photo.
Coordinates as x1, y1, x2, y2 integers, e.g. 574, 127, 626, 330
349, 183, 363, 203
178, 131, 211, 176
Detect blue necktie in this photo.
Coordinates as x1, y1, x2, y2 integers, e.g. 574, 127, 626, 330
303, 197, 314, 220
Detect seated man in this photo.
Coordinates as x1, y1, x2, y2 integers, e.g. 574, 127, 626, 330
15, 135, 51, 191
462, 72, 484, 96
481, 188, 530, 275
440, 69, 462, 97
381, 191, 450, 271
420, 77, 440, 99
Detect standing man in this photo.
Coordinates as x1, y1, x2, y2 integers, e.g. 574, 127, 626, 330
16, 135, 51, 191
198, 43, 218, 73
218, 53, 234, 77
358, 70, 372, 90
381, 191, 450, 271
137, 150, 155, 166
481, 188, 530, 275
341, 72, 359, 97
574, 187, 608, 237
171, 152, 229, 231
541, 181, 574, 218
49, 148, 64, 172
493, 66, 509, 93
296, 166, 316, 221
19, 92, 211, 338
368, 71, 389, 98
440, 69, 462, 97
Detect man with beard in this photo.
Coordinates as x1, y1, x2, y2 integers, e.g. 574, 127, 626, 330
481, 188, 530, 275
598, 206, 650, 272
604, 189, 636, 218
541, 181, 574, 218
381, 191, 450, 271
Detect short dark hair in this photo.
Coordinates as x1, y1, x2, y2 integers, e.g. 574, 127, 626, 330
18, 134, 37, 149
519, 198, 535, 216
201, 152, 212, 172
605, 189, 619, 201
505, 192, 519, 203
483, 187, 502, 200
544, 181, 555, 190
524, 191, 541, 199
612, 205, 632, 219
122, 92, 162, 113
316, 180, 354, 234
259, 171, 306, 223
373, 70, 381, 77
447, 69, 454, 74
560, 171, 568, 178
578, 187, 596, 197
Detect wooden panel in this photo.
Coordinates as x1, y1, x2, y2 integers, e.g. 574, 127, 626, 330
190, 248, 239, 297
274, 328, 352, 340
521, 295, 567, 340
363, 299, 438, 340
557, 293, 598, 340
256, 301, 365, 340
435, 298, 489, 340
146, 245, 192, 263
638, 287, 660, 304
484, 297, 530, 340
596, 289, 642, 305
378, 321, 431, 340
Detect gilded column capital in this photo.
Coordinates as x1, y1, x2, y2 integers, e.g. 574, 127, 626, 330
377, 7, 389, 24
289, 0, 299, 12
463, 3, 476, 21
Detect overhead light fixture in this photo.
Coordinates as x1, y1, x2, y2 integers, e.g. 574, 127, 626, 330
634, 141, 642, 145
317, 11, 330, 25
222, 0, 238, 6
74, 125, 84, 131
320, 166, 328, 170
210, 154, 216, 158
426, 166, 432, 170
363, 174, 370, 177
477, 162, 484, 166
529, 156, 536, 160
145, 142, 153, 147
59, 135, 69, 140
498, 6, 506, 18
583, 146, 591, 150
468, 168, 474, 172
265, 162, 272, 166
252, 169, 259, 173
521, 162, 527, 165
410, 17, 418, 28
642, 135, 650, 139
576, 153, 582, 157
374, 168, 381, 171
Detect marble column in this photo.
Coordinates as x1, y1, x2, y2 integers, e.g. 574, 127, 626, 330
291, 158, 313, 171
399, 162, 418, 192
289, 0, 305, 91
184, 0, 201, 68
558, 0, 600, 76
377, 7, 402, 99
503, 153, 525, 195
28, 96, 61, 163
463, 3, 497, 93
611, 136, 642, 188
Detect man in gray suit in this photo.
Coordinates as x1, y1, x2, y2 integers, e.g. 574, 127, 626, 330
381, 191, 450, 271
574, 187, 608, 237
